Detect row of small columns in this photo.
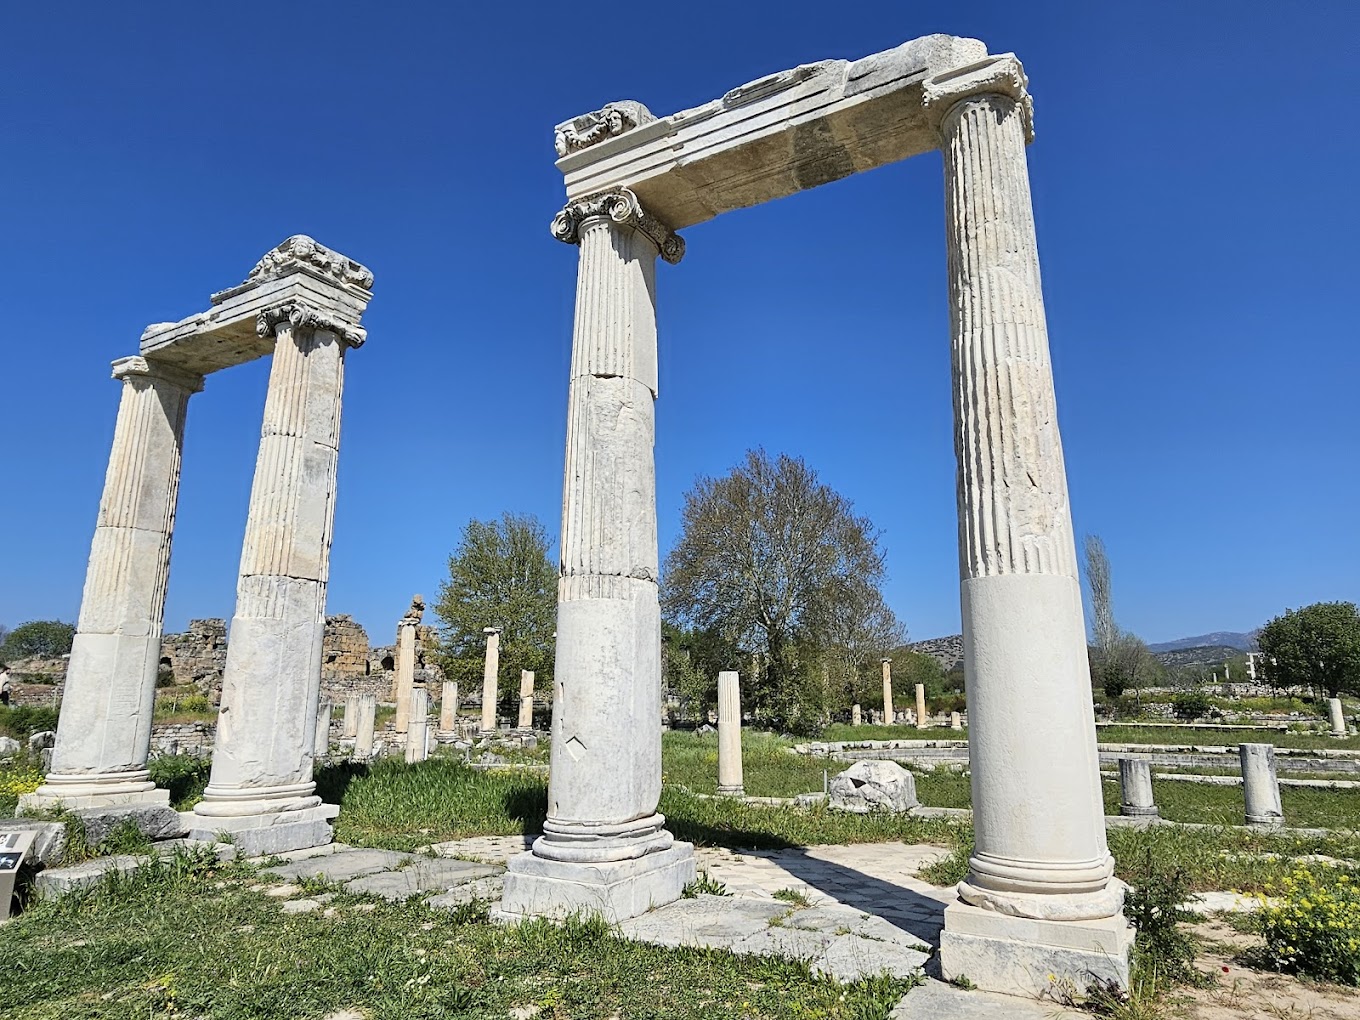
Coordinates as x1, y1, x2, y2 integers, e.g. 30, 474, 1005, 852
1118, 744, 1286, 828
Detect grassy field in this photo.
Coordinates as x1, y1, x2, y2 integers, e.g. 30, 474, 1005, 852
818, 723, 963, 742
1096, 723, 1360, 750
0, 850, 913, 1020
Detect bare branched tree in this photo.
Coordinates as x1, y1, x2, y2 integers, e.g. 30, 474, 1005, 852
1084, 534, 1117, 654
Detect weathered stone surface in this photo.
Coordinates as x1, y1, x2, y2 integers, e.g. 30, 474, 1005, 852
717, 671, 744, 795
34, 854, 147, 897
0, 736, 20, 756
479, 628, 501, 733
264, 848, 409, 883
344, 858, 499, 901
891, 979, 1084, 1019
161, 618, 227, 702
1241, 743, 1284, 827
73, 804, 187, 845
28, 730, 56, 751
497, 843, 696, 923
0, 818, 67, 863
829, 760, 918, 813
426, 875, 504, 909
616, 895, 789, 947
814, 935, 930, 982
322, 615, 370, 686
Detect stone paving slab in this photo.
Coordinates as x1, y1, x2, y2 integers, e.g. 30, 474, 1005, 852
891, 978, 1083, 1018
33, 854, 146, 896
426, 875, 504, 910
617, 895, 789, 948
262, 848, 410, 883
344, 859, 501, 901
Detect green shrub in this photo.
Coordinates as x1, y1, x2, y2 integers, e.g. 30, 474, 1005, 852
1257, 867, 1360, 984
1172, 690, 1214, 721
148, 754, 212, 809
1121, 848, 1206, 987
0, 705, 59, 739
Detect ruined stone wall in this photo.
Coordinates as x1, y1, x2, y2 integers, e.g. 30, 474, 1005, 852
322, 614, 370, 683
161, 619, 228, 701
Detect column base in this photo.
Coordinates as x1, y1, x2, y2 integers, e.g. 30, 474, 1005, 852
494, 842, 695, 923
19, 786, 170, 814
1119, 806, 1159, 818
187, 802, 339, 857
939, 899, 1133, 998
716, 785, 745, 797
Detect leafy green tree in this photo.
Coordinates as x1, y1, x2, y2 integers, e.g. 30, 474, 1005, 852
661, 622, 739, 719
1172, 689, 1214, 721
662, 449, 898, 727
0, 620, 75, 661
1257, 602, 1360, 699
433, 513, 557, 704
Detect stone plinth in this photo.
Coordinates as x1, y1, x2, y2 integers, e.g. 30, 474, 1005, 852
939, 901, 1133, 998
496, 843, 695, 924
1118, 758, 1158, 818
950, 710, 963, 730
717, 671, 744, 796
1240, 742, 1283, 827
24, 357, 202, 814
480, 628, 502, 733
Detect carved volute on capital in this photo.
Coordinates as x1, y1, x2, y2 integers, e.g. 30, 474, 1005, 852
554, 101, 655, 158
923, 53, 1034, 143
255, 301, 368, 348
551, 188, 685, 265
247, 235, 374, 291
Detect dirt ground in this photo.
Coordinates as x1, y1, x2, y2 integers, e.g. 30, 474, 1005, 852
1175, 917, 1360, 1019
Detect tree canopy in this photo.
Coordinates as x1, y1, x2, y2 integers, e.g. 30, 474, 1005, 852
433, 513, 557, 699
1257, 601, 1360, 699
0, 619, 75, 662
661, 449, 903, 726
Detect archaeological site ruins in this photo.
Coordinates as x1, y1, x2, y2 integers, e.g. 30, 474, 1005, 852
22, 32, 1131, 997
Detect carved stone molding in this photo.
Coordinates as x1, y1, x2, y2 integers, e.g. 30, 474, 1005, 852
923, 53, 1034, 143
256, 301, 367, 348
554, 101, 654, 158
246, 235, 375, 291
110, 355, 205, 393
550, 188, 685, 265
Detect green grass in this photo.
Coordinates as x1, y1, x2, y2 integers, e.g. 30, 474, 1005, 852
0, 850, 916, 1019
818, 724, 963, 742
1097, 724, 1360, 751
662, 730, 829, 797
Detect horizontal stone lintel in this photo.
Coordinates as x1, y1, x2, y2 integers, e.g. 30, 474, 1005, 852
556, 34, 989, 230
140, 273, 371, 376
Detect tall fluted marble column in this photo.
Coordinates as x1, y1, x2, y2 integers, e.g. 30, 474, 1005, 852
498, 188, 694, 922
927, 54, 1131, 994
880, 658, 894, 725
189, 315, 354, 854
479, 627, 502, 733
716, 671, 744, 796
22, 357, 202, 812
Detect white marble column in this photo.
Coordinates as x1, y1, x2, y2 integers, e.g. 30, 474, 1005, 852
479, 627, 502, 733
928, 55, 1130, 993
1118, 758, 1158, 818
880, 658, 894, 725
342, 695, 359, 737
436, 680, 459, 741
499, 188, 694, 923
189, 315, 354, 855
717, 671, 744, 796
353, 693, 377, 760
405, 686, 429, 763
915, 683, 928, 730
24, 356, 202, 813
518, 670, 535, 730
851, 704, 862, 727
393, 615, 418, 736
1240, 743, 1284, 827
314, 701, 333, 758
1329, 697, 1346, 737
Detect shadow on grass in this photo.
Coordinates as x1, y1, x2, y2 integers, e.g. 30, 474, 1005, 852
503, 785, 548, 832
315, 760, 371, 807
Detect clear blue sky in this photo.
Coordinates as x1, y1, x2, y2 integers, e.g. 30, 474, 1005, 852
2, 1, 1356, 646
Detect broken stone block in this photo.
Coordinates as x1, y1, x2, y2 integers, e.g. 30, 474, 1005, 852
828, 760, 918, 814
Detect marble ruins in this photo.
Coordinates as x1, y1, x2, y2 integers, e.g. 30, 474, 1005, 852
23, 235, 373, 857
496, 32, 1133, 993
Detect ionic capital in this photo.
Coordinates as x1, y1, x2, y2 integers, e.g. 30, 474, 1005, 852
255, 300, 367, 348
110, 355, 205, 393
551, 188, 686, 265
923, 53, 1034, 144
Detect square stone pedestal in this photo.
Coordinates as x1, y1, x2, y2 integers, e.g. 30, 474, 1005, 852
186, 803, 339, 857
938, 900, 1133, 998
494, 842, 696, 923
19, 785, 171, 814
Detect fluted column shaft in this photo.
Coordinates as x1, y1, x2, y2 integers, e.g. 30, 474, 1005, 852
195, 322, 345, 817
28, 357, 201, 809
394, 621, 417, 735
942, 84, 1117, 920
480, 628, 502, 732
717, 671, 744, 795
539, 209, 671, 863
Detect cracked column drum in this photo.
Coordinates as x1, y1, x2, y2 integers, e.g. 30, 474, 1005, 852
192, 322, 345, 834
25, 357, 201, 811
940, 85, 1119, 922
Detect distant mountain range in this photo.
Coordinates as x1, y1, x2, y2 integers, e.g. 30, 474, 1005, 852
1147, 631, 1258, 653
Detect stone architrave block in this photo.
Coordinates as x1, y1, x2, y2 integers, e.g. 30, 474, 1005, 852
496, 843, 696, 924
828, 760, 919, 814
72, 805, 188, 846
